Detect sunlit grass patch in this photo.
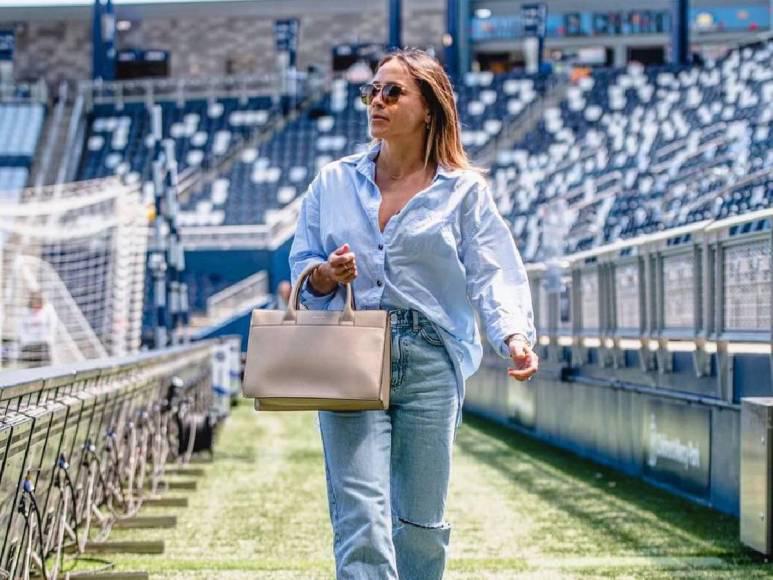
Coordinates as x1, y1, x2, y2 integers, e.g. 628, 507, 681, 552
52, 402, 768, 579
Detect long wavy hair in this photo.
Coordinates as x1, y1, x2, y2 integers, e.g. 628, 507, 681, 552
375, 49, 476, 172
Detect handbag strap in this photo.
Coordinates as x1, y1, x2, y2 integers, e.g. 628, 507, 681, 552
285, 262, 356, 324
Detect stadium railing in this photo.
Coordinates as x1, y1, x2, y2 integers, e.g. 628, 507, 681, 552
205, 270, 269, 323
467, 204, 772, 516
0, 80, 47, 105
77, 73, 278, 109
0, 337, 240, 578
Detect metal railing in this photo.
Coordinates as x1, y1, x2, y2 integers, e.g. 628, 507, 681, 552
206, 271, 269, 324
77, 73, 278, 110
0, 80, 48, 105
0, 337, 240, 579
33, 82, 69, 190
528, 206, 772, 398
179, 194, 304, 251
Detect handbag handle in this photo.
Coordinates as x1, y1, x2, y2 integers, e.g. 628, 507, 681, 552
284, 262, 356, 324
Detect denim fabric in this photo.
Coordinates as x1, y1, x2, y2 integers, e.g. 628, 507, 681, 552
319, 307, 458, 580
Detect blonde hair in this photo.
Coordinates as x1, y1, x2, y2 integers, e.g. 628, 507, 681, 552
375, 48, 479, 172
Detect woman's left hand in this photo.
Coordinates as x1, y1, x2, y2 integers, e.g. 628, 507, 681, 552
507, 337, 539, 381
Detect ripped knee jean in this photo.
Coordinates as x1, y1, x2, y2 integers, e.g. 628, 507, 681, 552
319, 307, 458, 580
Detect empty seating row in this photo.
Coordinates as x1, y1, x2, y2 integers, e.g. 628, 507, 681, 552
0, 103, 45, 197
492, 40, 772, 260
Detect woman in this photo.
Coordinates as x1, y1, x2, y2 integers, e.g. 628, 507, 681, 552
289, 49, 538, 580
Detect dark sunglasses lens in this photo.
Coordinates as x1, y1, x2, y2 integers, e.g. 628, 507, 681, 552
382, 84, 401, 102
360, 84, 375, 105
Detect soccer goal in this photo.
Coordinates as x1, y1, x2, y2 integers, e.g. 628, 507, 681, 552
0, 178, 148, 368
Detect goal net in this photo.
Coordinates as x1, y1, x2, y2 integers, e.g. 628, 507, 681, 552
0, 178, 148, 368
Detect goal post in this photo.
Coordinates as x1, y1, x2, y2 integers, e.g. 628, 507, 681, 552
0, 178, 148, 368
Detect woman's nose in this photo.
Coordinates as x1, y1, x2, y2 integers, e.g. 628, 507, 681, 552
370, 87, 386, 107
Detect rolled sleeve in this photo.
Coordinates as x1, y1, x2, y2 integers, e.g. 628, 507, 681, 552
460, 180, 536, 358
288, 177, 340, 310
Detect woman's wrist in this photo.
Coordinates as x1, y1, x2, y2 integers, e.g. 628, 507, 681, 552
308, 263, 337, 296
505, 332, 530, 349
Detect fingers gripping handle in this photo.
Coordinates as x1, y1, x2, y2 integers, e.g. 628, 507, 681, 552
284, 262, 356, 324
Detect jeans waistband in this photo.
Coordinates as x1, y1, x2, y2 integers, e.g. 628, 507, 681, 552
385, 308, 434, 331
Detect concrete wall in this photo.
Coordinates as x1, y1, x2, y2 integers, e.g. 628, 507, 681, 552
465, 347, 742, 516
2, 0, 446, 85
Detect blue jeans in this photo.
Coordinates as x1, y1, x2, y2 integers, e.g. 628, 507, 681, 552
319, 308, 459, 580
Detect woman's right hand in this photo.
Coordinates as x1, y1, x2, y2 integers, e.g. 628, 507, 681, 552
326, 243, 358, 284
310, 244, 358, 294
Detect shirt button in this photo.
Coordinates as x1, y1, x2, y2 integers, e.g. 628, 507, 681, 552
376, 280, 383, 287
378, 243, 384, 250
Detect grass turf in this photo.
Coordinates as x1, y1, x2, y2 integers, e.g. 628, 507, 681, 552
56, 401, 770, 579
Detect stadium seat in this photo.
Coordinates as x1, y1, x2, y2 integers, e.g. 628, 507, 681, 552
491, 40, 773, 260
0, 103, 45, 197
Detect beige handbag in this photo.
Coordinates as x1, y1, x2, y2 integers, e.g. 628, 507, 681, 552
242, 262, 391, 411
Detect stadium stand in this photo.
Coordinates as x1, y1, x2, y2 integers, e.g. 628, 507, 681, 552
66, 38, 771, 320
73, 71, 549, 229
492, 39, 773, 260
177, 71, 550, 229
77, 95, 278, 189
0, 102, 45, 200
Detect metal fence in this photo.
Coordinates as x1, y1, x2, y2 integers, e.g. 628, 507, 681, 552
467, 206, 772, 519
0, 337, 240, 578
528, 207, 772, 392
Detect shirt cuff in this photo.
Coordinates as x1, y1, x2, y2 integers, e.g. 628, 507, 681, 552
503, 332, 531, 354
299, 277, 338, 310
304, 275, 333, 297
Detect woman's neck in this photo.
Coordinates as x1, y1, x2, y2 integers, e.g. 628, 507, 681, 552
376, 138, 431, 180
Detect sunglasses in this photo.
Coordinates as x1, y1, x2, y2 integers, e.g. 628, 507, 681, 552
359, 82, 406, 106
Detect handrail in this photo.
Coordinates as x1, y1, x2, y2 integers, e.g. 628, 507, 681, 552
55, 90, 85, 189
0, 79, 48, 104
78, 72, 278, 109
0, 340, 214, 395
527, 206, 772, 268
33, 82, 69, 190
569, 373, 740, 411
678, 166, 773, 218
0, 338, 235, 577
206, 270, 269, 320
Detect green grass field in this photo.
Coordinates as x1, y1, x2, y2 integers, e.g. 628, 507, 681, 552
60, 401, 771, 579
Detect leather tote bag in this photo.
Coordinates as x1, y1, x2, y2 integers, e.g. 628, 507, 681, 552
242, 262, 391, 411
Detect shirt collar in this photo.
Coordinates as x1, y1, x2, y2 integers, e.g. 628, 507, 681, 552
350, 140, 457, 181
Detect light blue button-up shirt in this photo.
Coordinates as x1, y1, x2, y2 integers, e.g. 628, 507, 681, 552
288, 141, 535, 407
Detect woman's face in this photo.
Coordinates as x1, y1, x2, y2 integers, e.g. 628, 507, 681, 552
367, 59, 428, 142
